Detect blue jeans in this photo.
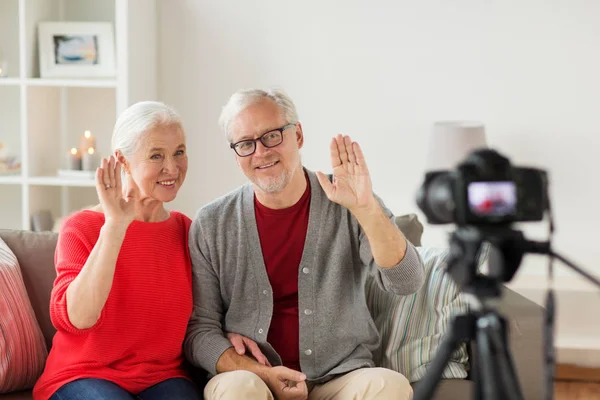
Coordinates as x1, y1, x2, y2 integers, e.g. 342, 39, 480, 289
50, 377, 202, 400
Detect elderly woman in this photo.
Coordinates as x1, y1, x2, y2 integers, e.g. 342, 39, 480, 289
33, 102, 265, 400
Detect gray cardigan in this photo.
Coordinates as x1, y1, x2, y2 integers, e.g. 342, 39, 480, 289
184, 170, 425, 383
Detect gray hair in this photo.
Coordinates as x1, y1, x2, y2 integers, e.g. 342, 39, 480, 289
218, 88, 299, 142
111, 101, 183, 157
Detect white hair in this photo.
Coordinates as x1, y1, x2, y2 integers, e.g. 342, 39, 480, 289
218, 88, 299, 142
111, 101, 183, 157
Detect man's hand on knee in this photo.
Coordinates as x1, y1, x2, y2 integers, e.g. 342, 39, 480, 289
264, 366, 308, 400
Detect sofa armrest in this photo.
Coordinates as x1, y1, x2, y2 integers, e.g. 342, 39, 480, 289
497, 286, 545, 400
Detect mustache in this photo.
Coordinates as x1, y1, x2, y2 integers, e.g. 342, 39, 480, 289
253, 159, 279, 168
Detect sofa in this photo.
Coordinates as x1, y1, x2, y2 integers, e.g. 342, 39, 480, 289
0, 227, 545, 400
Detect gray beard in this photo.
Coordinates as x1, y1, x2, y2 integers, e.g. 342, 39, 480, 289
252, 163, 298, 194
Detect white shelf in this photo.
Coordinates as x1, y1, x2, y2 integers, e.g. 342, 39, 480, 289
0, 175, 24, 184
0, 175, 96, 187
28, 176, 96, 187
0, 78, 22, 86
0, 0, 157, 230
25, 78, 118, 88
2, 78, 118, 88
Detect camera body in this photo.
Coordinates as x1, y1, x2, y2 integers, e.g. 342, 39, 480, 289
417, 149, 548, 226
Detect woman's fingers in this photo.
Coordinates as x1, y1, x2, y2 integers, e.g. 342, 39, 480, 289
95, 166, 105, 194
114, 160, 122, 191
99, 157, 109, 189
244, 338, 271, 366
228, 334, 246, 355
108, 156, 116, 189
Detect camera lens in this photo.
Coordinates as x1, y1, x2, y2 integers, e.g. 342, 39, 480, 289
416, 173, 456, 224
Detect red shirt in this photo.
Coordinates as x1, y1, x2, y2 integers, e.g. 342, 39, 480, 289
33, 211, 193, 400
254, 179, 311, 372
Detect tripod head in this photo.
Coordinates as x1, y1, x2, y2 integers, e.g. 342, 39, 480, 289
446, 225, 549, 300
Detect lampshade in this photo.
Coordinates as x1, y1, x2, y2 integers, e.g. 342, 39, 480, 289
425, 121, 488, 171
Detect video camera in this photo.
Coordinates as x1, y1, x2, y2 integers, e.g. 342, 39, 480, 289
416, 148, 548, 226
413, 148, 552, 400
412, 140, 599, 400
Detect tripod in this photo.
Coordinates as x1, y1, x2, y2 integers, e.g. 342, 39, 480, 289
413, 292, 524, 400
412, 226, 600, 400
412, 226, 525, 400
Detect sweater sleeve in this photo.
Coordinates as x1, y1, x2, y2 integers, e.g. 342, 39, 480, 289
184, 212, 233, 376
50, 214, 104, 334
359, 194, 425, 295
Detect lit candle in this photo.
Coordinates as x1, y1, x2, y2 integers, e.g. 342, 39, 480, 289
79, 130, 96, 154
0, 61, 7, 78
82, 147, 99, 171
67, 147, 82, 170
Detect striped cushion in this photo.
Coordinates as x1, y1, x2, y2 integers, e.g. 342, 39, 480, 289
0, 238, 48, 393
366, 246, 481, 382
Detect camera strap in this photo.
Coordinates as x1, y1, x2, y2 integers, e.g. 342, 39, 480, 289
544, 195, 556, 400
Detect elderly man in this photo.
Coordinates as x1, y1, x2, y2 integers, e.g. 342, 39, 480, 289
185, 88, 425, 400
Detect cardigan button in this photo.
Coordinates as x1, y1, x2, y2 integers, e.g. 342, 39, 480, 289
304, 349, 312, 356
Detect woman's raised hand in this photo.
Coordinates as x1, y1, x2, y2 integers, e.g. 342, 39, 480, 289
95, 155, 136, 226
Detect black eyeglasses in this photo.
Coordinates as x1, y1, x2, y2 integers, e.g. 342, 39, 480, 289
230, 124, 296, 157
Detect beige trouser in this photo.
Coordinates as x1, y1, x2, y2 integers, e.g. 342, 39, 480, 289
204, 367, 413, 400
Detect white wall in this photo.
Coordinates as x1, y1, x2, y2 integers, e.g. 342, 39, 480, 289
159, 0, 599, 279
157, 0, 600, 366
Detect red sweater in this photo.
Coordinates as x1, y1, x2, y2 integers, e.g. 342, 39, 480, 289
33, 210, 193, 400
255, 179, 310, 372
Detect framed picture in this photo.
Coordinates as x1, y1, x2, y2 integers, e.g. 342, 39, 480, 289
38, 22, 116, 79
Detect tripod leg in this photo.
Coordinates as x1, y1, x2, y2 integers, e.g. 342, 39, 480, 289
487, 316, 525, 400
413, 315, 476, 400
476, 317, 500, 400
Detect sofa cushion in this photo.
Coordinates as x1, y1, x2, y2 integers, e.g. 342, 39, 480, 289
0, 230, 58, 350
0, 238, 48, 393
0, 390, 33, 400
395, 214, 423, 246
429, 379, 474, 400
367, 246, 486, 382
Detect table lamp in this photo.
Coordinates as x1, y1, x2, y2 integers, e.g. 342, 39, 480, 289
425, 121, 488, 172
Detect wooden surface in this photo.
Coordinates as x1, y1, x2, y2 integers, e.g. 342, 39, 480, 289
555, 380, 600, 399
556, 364, 600, 382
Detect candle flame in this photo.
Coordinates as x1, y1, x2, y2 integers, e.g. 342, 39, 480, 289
70, 148, 78, 155
84, 130, 91, 138
88, 148, 95, 154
